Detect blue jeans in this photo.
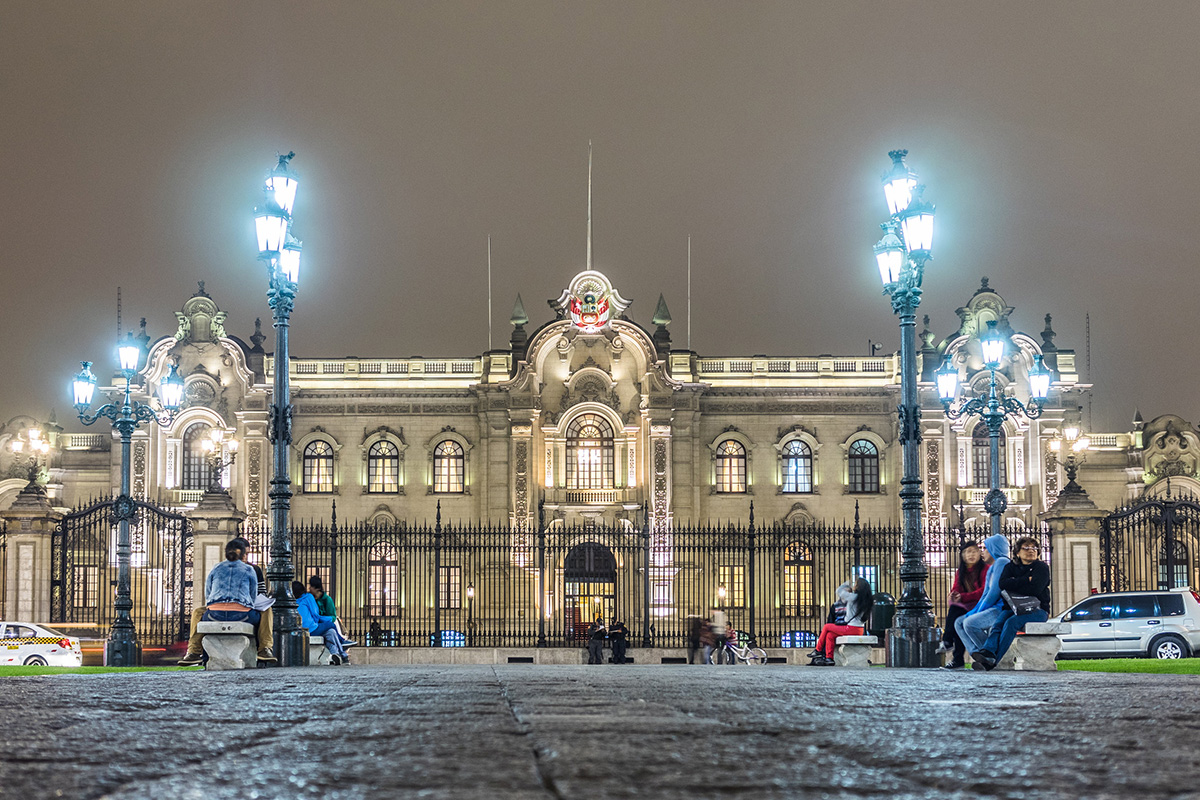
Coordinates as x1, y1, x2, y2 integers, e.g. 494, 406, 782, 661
309, 619, 346, 658
955, 606, 1006, 655
981, 608, 1050, 660
202, 608, 261, 627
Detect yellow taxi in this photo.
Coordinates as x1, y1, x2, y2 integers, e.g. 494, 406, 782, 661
0, 621, 83, 666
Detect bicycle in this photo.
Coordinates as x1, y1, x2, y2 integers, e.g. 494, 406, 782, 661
711, 640, 768, 666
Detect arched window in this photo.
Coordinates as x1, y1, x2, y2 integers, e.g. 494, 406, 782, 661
433, 440, 465, 493
181, 422, 212, 491
972, 422, 1007, 488
367, 441, 400, 493
782, 440, 813, 493
783, 543, 814, 616
566, 414, 614, 489
848, 439, 879, 493
303, 440, 334, 493
716, 440, 747, 493
367, 542, 398, 616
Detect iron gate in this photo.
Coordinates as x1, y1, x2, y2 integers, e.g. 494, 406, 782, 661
1102, 492, 1200, 592
51, 498, 193, 646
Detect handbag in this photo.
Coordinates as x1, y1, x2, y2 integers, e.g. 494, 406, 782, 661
1001, 590, 1041, 615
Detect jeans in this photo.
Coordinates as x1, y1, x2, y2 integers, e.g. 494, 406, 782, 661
955, 606, 1007, 655
981, 608, 1050, 660
187, 606, 275, 657
943, 605, 970, 663
310, 619, 347, 658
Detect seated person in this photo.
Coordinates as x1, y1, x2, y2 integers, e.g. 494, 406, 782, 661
971, 537, 1051, 670
809, 577, 874, 666
308, 575, 355, 648
178, 539, 265, 666
294, 580, 350, 665
179, 537, 274, 666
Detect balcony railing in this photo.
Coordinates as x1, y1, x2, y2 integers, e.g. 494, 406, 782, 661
546, 487, 634, 505
957, 487, 1029, 505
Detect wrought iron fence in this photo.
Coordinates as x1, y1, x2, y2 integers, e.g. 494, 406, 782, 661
1102, 491, 1200, 593
241, 505, 1048, 649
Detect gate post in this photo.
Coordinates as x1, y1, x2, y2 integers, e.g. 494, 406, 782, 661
2, 483, 62, 623
1039, 481, 1107, 614
187, 491, 247, 611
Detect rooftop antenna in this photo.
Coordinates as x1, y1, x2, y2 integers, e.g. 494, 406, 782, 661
1085, 311, 1092, 430
687, 235, 692, 350
586, 141, 593, 271
487, 235, 493, 351
116, 286, 122, 340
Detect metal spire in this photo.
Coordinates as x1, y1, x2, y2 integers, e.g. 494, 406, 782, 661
587, 141, 593, 271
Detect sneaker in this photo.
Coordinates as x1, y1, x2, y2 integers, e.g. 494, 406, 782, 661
941, 661, 965, 670
970, 650, 996, 671
815, 656, 836, 666
339, 654, 351, 665
934, 642, 953, 655
329, 654, 342, 666
178, 652, 204, 666
257, 650, 277, 663
341, 639, 358, 648
806, 650, 821, 659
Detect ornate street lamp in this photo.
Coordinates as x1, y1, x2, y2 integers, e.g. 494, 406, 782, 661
873, 149, 941, 668
255, 151, 309, 666
1048, 408, 1089, 496
10, 424, 53, 489
72, 351, 183, 666
200, 428, 239, 494
937, 321, 1050, 537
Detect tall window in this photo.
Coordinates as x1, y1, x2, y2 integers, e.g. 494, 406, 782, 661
848, 439, 879, 493
181, 422, 212, 491
717, 564, 745, 608
303, 440, 334, 493
1160, 540, 1189, 589
439, 565, 462, 609
73, 566, 99, 608
972, 423, 1007, 488
368, 441, 400, 493
783, 543, 813, 616
433, 440, 465, 493
715, 440, 747, 493
367, 543, 398, 616
782, 440, 813, 493
566, 414, 614, 489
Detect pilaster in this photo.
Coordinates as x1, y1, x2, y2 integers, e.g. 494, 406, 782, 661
186, 490, 247, 608
1040, 484, 1107, 613
2, 485, 63, 623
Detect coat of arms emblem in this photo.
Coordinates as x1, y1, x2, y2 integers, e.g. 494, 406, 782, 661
551, 270, 631, 335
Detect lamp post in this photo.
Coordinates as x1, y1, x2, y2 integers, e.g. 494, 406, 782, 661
1048, 407, 1089, 497
200, 428, 239, 494
254, 151, 309, 666
873, 149, 941, 668
9, 424, 53, 491
72, 342, 184, 666
937, 320, 1051, 537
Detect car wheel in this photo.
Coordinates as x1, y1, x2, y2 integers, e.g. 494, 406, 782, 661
23, 655, 47, 666
1150, 635, 1188, 660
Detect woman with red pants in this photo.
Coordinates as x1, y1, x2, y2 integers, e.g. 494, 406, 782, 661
809, 578, 874, 666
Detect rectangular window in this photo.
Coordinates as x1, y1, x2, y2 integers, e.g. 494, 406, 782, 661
368, 558, 398, 617
853, 565, 879, 591
782, 459, 812, 493
434, 455, 464, 494
718, 565, 745, 608
73, 566, 99, 608
368, 459, 399, 493
439, 565, 462, 609
783, 564, 814, 614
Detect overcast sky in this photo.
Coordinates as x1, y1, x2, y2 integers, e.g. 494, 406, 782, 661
2, 2, 1197, 434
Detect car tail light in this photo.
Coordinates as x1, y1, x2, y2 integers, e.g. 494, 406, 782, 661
57, 638, 70, 649
1191, 590, 1200, 605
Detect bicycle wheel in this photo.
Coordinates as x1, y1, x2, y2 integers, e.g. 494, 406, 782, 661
748, 648, 768, 666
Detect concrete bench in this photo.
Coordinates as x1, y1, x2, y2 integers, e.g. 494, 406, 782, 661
834, 635, 879, 667
198, 621, 256, 670
309, 635, 332, 666
995, 621, 1070, 671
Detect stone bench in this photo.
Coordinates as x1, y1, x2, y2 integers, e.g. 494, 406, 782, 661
309, 635, 332, 666
834, 635, 879, 667
995, 621, 1070, 671
198, 621, 256, 670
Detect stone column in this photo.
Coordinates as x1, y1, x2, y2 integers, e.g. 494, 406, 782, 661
187, 490, 247, 609
3, 484, 63, 623
1039, 483, 1107, 614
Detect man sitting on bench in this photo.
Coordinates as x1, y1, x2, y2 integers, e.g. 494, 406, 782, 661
178, 539, 265, 666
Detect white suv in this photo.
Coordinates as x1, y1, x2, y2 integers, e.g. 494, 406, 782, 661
1056, 588, 1200, 659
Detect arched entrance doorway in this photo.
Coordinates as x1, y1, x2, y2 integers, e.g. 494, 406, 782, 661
563, 542, 616, 642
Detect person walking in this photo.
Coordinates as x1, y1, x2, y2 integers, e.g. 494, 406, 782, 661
808, 578, 874, 666
953, 534, 1012, 666
971, 537, 1051, 670
939, 541, 988, 669
686, 615, 703, 664
709, 608, 728, 665
586, 617, 607, 664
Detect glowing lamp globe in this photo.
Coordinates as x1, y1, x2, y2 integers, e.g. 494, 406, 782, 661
935, 359, 959, 402
72, 362, 98, 409
254, 194, 289, 257
160, 363, 185, 411
1028, 355, 1051, 401
874, 230, 905, 287
899, 190, 935, 254
980, 321, 1005, 369
882, 150, 919, 215
118, 333, 141, 373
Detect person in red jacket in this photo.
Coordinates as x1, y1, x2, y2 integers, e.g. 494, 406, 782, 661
939, 541, 988, 669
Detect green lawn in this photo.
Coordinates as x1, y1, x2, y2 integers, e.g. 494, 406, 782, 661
0, 665, 198, 677
1057, 658, 1200, 675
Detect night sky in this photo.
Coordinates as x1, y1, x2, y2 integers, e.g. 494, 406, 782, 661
3, 3, 1197, 434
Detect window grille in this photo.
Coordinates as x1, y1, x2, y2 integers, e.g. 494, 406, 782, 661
783, 543, 814, 615
972, 423, 1007, 488
848, 439, 879, 493
566, 414, 614, 489
181, 422, 212, 491
367, 542, 398, 616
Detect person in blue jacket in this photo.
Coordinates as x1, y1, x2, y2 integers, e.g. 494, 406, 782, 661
293, 580, 350, 665
952, 534, 1011, 669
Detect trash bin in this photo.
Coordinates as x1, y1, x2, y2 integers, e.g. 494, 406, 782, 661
869, 592, 895, 640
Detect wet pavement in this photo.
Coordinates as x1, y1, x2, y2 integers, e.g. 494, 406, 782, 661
2, 664, 1199, 799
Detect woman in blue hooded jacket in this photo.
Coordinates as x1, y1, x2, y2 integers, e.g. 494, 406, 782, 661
293, 580, 350, 665
952, 534, 1011, 667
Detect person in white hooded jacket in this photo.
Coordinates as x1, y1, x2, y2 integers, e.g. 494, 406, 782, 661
952, 534, 1012, 668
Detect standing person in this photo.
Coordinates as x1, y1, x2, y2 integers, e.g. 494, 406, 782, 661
971, 537, 1051, 670
710, 608, 728, 665
686, 615, 703, 664
178, 538, 275, 666
294, 580, 349, 665
808, 578, 874, 666
939, 541, 988, 670
586, 617, 607, 664
953, 534, 1013, 666
308, 575, 356, 649
700, 618, 718, 664
609, 619, 629, 664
